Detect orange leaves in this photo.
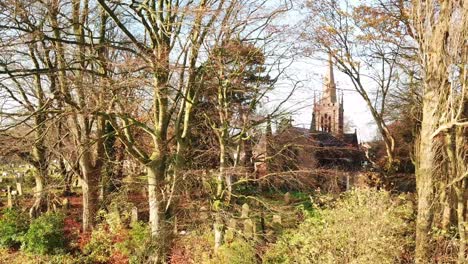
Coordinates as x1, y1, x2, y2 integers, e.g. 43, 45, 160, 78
353, 4, 407, 43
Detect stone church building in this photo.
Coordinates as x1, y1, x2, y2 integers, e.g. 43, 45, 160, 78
255, 55, 364, 175
310, 54, 358, 146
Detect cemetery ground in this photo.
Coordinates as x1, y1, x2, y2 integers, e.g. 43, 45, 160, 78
0, 164, 425, 264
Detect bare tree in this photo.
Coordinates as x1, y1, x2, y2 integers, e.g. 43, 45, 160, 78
0, 1, 56, 217
411, 0, 467, 262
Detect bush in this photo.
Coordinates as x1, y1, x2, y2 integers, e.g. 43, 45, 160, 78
115, 221, 152, 264
0, 248, 76, 264
171, 228, 256, 264
0, 208, 29, 248
212, 239, 257, 264
21, 212, 67, 254
82, 225, 115, 263
263, 188, 414, 264
82, 222, 153, 264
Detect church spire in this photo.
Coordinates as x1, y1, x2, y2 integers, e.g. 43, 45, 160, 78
323, 52, 337, 103
310, 92, 316, 132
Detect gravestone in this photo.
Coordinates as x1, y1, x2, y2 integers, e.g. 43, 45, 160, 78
240, 203, 256, 240
131, 206, 138, 223
241, 203, 250, 218
173, 216, 178, 234
225, 218, 237, 242
15, 173, 23, 196
272, 214, 282, 225
16, 182, 22, 196
199, 206, 209, 220
284, 192, 291, 204
243, 218, 255, 239
7, 185, 12, 208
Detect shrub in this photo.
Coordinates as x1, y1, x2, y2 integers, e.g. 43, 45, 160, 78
212, 239, 257, 264
115, 221, 152, 264
263, 188, 414, 264
170, 228, 213, 263
171, 228, 256, 264
82, 221, 156, 264
82, 225, 115, 263
21, 212, 67, 254
0, 208, 29, 248
0, 248, 76, 264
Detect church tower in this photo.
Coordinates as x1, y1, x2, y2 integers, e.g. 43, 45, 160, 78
311, 53, 344, 136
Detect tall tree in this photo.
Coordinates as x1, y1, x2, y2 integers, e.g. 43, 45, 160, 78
411, 0, 467, 262
0, 0, 56, 217
201, 39, 272, 249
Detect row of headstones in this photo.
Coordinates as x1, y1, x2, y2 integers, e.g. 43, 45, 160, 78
0, 165, 33, 180
3, 185, 21, 208
1, 172, 25, 199
225, 203, 282, 242
73, 201, 140, 229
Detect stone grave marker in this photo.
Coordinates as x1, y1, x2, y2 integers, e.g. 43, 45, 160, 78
241, 203, 250, 218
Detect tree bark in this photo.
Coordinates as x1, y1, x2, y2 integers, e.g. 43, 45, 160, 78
30, 167, 47, 218
147, 163, 163, 238
415, 89, 438, 263
455, 179, 467, 263
214, 135, 228, 251
80, 161, 100, 232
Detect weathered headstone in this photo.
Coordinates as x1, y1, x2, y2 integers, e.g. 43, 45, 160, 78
131, 206, 138, 223
284, 192, 291, 204
173, 216, 178, 234
225, 218, 237, 242
241, 203, 250, 218
272, 214, 282, 225
199, 206, 209, 220
243, 218, 255, 239
16, 182, 22, 196
7, 185, 12, 208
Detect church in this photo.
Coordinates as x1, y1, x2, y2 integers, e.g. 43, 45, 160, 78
254, 55, 363, 175
310, 54, 359, 147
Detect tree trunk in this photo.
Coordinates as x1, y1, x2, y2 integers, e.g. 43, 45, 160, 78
441, 185, 455, 231
214, 212, 224, 251
29, 128, 48, 218
146, 162, 170, 263
101, 120, 125, 200
61, 159, 73, 196
147, 164, 163, 238
80, 157, 101, 232
455, 180, 467, 263
30, 168, 47, 218
415, 89, 438, 263
214, 138, 227, 251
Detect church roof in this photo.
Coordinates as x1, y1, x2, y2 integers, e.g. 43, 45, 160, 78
276, 126, 358, 148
